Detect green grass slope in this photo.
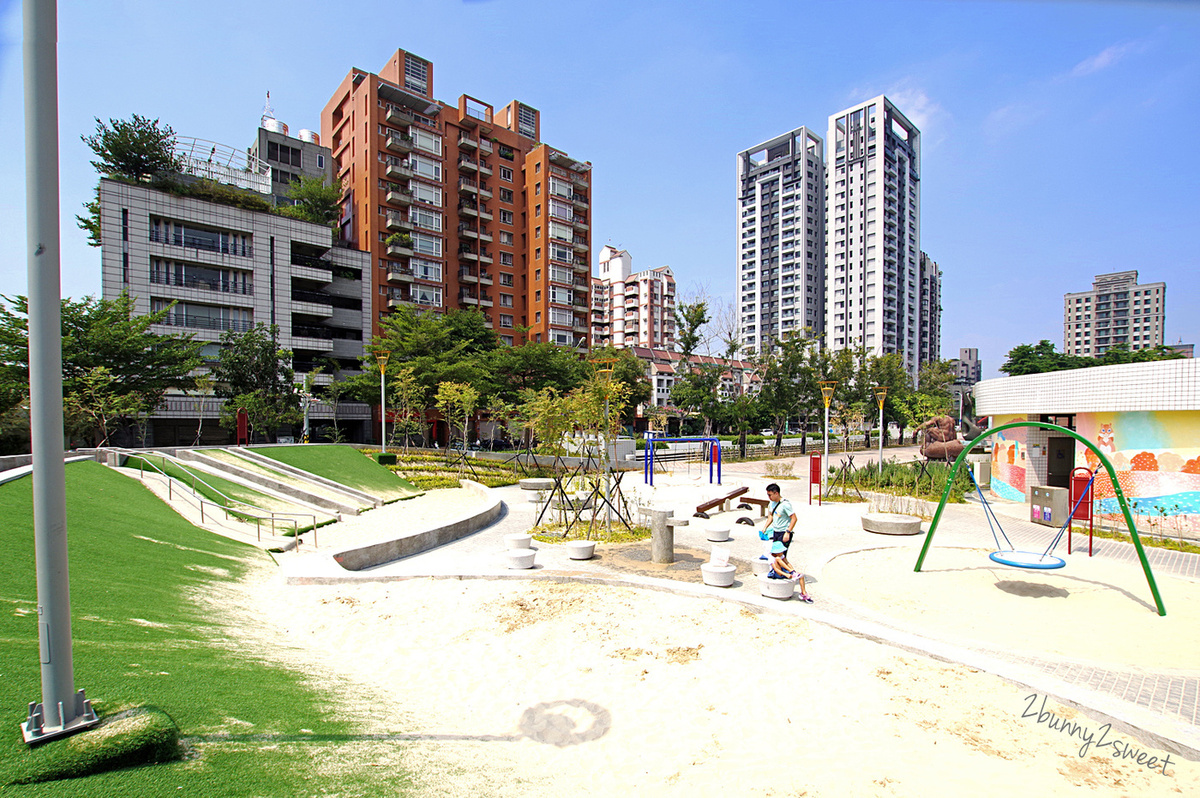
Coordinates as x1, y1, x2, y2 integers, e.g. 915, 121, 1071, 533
0, 461, 412, 795
254, 445, 422, 502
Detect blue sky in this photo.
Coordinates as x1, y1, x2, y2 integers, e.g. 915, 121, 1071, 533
1, 0, 1197, 378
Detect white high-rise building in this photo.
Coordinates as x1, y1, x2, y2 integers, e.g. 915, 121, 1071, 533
1063, 271, 1166, 357
591, 245, 675, 349
826, 96, 922, 377
736, 127, 825, 356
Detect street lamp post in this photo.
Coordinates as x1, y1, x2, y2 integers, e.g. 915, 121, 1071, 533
378, 352, 390, 454
873, 386, 888, 476
818, 381, 837, 488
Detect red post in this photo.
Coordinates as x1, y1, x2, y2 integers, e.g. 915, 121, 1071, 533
809, 453, 823, 506
236, 408, 249, 446
1069, 466, 1095, 556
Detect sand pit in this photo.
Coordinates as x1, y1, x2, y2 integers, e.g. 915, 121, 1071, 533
821, 546, 1200, 670
208, 560, 1199, 797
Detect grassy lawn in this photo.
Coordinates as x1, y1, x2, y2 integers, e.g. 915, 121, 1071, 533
0, 462, 411, 795
254, 445, 422, 502
119, 454, 279, 512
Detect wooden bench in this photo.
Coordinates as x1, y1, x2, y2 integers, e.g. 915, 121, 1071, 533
693, 486, 749, 518
736, 496, 770, 518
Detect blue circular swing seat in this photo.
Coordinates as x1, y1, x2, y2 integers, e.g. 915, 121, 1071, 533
989, 550, 1066, 570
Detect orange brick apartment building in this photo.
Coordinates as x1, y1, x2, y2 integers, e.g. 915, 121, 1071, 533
321, 49, 593, 348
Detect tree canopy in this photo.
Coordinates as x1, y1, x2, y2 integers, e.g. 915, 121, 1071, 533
212, 324, 300, 441
1000, 339, 1184, 376
279, 175, 344, 226
81, 114, 183, 180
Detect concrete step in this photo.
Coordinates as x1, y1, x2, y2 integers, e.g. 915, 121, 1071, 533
176, 449, 362, 517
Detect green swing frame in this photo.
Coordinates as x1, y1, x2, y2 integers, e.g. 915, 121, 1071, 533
913, 421, 1166, 616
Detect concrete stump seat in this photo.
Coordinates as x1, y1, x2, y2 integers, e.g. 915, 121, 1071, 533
750, 557, 771, 576
758, 574, 797, 600
505, 533, 533, 549
518, 478, 554, 491
506, 548, 537, 569
700, 563, 736, 587
566, 540, 595, 560
706, 525, 730, 542
860, 512, 924, 536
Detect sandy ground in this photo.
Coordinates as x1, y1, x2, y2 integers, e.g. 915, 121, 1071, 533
822, 546, 1200, 670
206, 557, 1200, 797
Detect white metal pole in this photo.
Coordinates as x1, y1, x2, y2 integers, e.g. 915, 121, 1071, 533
380, 370, 386, 454
823, 403, 829, 488
21, 0, 98, 744
877, 400, 884, 475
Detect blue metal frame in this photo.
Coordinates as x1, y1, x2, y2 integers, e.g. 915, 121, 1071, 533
643, 434, 722, 486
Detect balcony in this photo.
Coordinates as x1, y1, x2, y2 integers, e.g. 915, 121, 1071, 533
477, 160, 492, 177
458, 177, 479, 195
459, 290, 480, 306
477, 227, 493, 243
478, 183, 493, 200
388, 295, 414, 309
458, 155, 479, 173
479, 138, 493, 155
386, 186, 413, 206
479, 271, 493, 285
572, 237, 589, 253
479, 293, 493, 307
478, 250, 494, 265
458, 133, 478, 150
572, 216, 589, 231
572, 259, 589, 272
385, 161, 413, 180
385, 213, 412, 232
386, 133, 413, 153
386, 106, 414, 126
458, 268, 479, 283
458, 223, 479, 239
570, 171, 589, 188
478, 206, 493, 221
386, 237, 413, 258
458, 246, 479, 262
388, 267, 415, 283
458, 202, 479, 217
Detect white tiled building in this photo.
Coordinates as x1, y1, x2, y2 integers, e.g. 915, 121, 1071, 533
736, 127, 826, 356
591, 246, 675, 349
826, 97, 923, 378
1063, 270, 1166, 357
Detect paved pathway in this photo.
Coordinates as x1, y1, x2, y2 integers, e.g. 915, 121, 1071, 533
276, 461, 1200, 760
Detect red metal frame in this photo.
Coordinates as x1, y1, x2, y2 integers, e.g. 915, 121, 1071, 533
1068, 466, 1095, 556
808, 453, 823, 506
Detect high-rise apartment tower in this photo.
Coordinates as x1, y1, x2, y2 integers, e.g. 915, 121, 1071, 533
322, 49, 592, 347
736, 127, 825, 356
1063, 270, 1165, 356
826, 96, 922, 377
590, 245, 675, 349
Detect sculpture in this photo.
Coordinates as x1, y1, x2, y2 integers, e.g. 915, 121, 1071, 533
916, 415, 965, 461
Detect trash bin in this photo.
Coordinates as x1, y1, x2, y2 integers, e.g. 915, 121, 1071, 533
1029, 486, 1068, 527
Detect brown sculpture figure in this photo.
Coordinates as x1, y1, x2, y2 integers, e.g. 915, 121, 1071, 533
916, 415, 965, 461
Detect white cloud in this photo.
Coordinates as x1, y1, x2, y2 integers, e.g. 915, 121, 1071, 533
884, 82, 944, 137
1069, 40, 1146, 78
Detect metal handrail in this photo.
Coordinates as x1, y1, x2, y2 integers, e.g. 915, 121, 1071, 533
109, 448, 319, 548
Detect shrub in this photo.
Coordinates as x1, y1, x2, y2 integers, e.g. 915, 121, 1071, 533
377, 453, 397, 465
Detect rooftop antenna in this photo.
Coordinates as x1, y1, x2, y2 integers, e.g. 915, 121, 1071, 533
261, 91, 275, 127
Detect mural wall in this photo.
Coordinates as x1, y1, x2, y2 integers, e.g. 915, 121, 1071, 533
1075, 410, 1200, 536
988, 411, 1200, 536
988, 413, 1027, 502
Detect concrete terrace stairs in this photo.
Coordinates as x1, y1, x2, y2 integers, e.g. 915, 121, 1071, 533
175, 448, 370, 517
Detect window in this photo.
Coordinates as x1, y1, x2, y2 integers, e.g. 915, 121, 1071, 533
500, 209, 514, 225
500, 273, 514, 286
550, 243, 571, 263
405, 55, 429, 94
499, 231, 514, 245
500, 334, 514, 346
550, 177, 571, 198
550, 286, 573, 305
317, 154, 325, 169
550, 198, 571, 220
410, 206, 442, 232
500, 314, 514, 328
517, 104, 537, 138
499, 188, 514, 204
411, 232, 443, 257
551, 330, 573, 346
549, 221, 572, 242
408, 153, 441, 180
551, 308, 573, 326
412, 257, 441, 281
414, 285, 441, 306
499, 166, 513, 182
500, 293, 513, 307
411, 128, 442, 155
551, 265, 571, 284
412, 182, 442, 206
500, 252, 514, 266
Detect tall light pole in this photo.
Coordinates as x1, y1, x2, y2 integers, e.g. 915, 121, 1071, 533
21, 0, 99, 744
378, 352, 390, 453
873, 385, 888, 476
819, 381, 837, 489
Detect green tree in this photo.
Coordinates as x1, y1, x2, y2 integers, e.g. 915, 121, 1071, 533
212, 324, 299, 442
589, 346, 651, 426
81, 114, 183, 180
279, 175, 343, 226
435, 381, 480, 449
0, 292, 204, 441
489, 342, 585, 404
390, 365, 427, 450
64, 366, 148, 446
